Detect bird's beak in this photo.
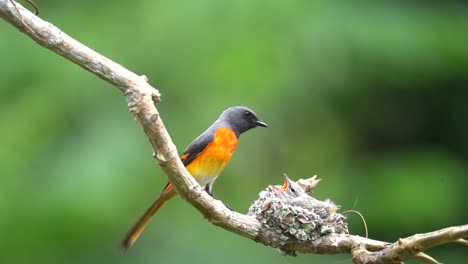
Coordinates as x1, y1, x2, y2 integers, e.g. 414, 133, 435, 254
282, 174, 292, 191
280, 177, 289, 191
273, 174, 290, 192
256, 120, 268, 127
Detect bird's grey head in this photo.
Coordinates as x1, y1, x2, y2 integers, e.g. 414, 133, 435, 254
218, 106, 267, 136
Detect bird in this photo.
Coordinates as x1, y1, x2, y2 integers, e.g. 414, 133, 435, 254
274, 174, 340, 219
121, 106, 267, 250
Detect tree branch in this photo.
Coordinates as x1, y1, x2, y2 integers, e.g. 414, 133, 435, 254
1, 1, 466, 263
455, 238, 468, 246
412, 253, 440, 264
351, 225, 468, 264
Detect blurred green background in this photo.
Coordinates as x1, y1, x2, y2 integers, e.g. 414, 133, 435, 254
1, 0, 467, 263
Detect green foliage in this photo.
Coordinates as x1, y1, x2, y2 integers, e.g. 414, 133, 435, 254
0, 1, 467, 263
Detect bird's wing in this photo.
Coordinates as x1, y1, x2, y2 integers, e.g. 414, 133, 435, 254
180, 131, 215, 166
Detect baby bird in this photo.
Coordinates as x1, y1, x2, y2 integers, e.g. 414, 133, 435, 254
273, 174, 340, 219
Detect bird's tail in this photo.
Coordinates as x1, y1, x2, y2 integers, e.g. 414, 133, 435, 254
121, 182, 176, 250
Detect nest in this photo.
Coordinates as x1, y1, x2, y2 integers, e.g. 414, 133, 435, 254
247, 175, 348, 255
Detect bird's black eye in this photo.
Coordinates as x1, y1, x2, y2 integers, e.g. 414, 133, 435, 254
244, 111, 251, 116
290, 188, 296, 193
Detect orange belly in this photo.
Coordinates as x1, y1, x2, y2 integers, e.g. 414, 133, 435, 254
185, 127, 238, 186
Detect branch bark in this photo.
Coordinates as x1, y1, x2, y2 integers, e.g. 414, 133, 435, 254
1, 1, 466, 263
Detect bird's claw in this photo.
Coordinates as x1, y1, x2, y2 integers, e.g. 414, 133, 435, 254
205, 189, 234, 211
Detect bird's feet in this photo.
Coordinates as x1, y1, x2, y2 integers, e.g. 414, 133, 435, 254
205, 187, 234, 211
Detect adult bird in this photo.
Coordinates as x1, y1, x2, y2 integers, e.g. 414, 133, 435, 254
122, 106, 267, 250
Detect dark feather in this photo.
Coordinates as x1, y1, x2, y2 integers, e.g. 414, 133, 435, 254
180, 130, 215, 166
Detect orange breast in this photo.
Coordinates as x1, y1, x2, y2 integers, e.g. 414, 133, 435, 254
185, 127, 238, 186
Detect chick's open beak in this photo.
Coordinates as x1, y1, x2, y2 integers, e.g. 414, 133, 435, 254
273, 174, 290, 193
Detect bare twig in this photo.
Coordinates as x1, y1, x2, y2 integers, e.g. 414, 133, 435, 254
455, 238, 468, 246
371, 225, 468, 263
412, 253, 440, 264
0, 1, 466, 263
350, 225, 468, 264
